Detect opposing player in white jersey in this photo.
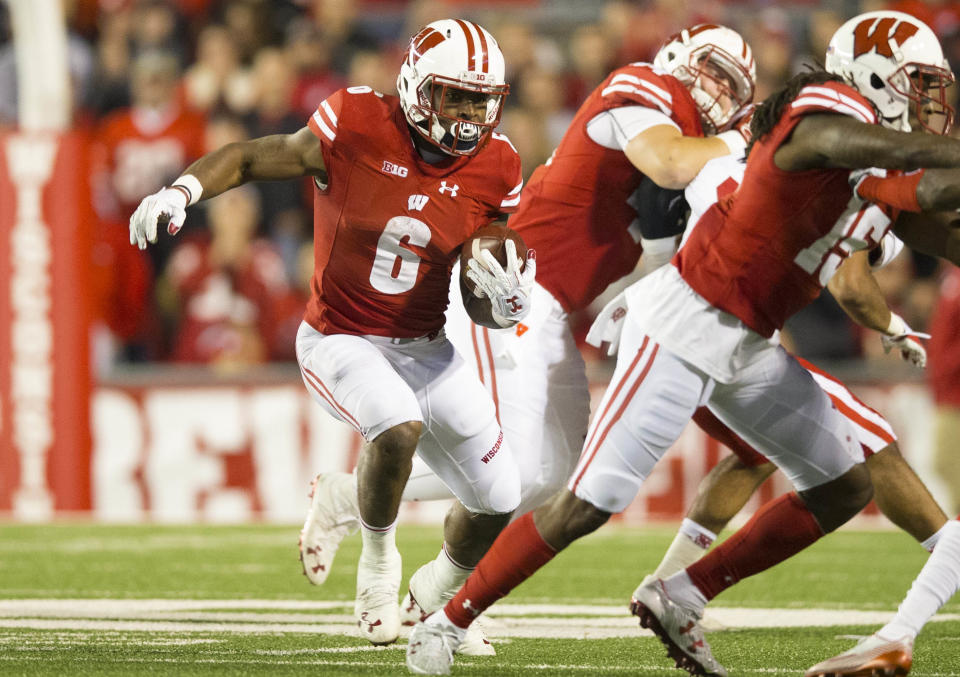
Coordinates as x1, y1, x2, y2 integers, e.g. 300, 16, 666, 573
129, 19, 537, 649
406, 11, 960, 676
301, 24, 758, 653
642, 152, 951, 599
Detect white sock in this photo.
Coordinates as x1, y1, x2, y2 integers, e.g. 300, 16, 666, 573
427, 608, 468, 642
880, 519, 960, 641
359, 518, 399, 562
436, 544, 473, 590
661, 570, 709, 616
653, 519, 716, 579
401, 458, 456, 501
921, 520, 949, 552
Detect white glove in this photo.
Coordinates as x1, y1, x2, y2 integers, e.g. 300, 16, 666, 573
465, 240, 537, 328
882, 312, 930, 368
128, 186, 188, 249
586, 291, 628, 356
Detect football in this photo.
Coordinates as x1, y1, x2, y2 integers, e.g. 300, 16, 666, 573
459, 225, 528, 327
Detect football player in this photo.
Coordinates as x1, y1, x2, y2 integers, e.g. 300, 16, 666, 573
642, 152, 951, 605
406, 11, 960, 676
129, 19, 535, 648
302, 23, 758, 651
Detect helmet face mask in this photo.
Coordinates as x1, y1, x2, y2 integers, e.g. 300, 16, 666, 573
826, 11, 955, 135
654, 25, 756, 134
397, 20, 509, 156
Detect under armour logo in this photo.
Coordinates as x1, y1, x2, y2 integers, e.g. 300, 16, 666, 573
462, 599, 480, 617
358, 612, 383, 633
439, 180, 459, 196
408, 194, 430, 211
506, 295, 522, 313
611, 307, 626, 322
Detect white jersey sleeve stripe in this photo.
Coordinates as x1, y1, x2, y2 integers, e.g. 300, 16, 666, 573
505, 179, 523, 196
600, 84, 672, 116
790, 97, 873, 124
500, 194, 521, 208
311, 110, 337, 142
801, 86, 876, 121
609, 73, 673, 104
320, 100, 338, 127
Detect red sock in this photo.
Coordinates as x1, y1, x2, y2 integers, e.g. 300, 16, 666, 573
687, 492, 823, 600
444, 512, 557, 628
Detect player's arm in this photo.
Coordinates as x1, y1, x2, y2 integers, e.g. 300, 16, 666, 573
828, 248, 929, 367
827, 250, 891, 333
625, 125, 735, 189
129, 127, 325, 249
775, 114, 960, 173
893, 210, 960, 266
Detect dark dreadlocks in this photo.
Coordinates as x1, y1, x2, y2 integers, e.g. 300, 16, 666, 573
745, 68, 847, 157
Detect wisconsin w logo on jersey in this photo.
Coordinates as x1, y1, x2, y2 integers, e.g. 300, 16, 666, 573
852, 16, 918, 58
408, 194, 430, 211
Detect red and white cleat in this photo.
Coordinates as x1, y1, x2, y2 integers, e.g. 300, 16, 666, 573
298, 472, 359, 585
630, 578, 727, 677
805, 633, 913, 677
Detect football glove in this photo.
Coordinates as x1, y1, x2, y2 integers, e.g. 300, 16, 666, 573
465, 240, 537, 328
129, 186, 188, 249
882, 312, 930, 368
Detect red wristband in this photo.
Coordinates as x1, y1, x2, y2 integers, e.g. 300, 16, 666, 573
856, 170, 924, 213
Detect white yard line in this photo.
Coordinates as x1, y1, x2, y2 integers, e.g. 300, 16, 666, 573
0, 599, 955, 639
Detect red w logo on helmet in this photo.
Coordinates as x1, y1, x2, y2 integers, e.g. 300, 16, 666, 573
853, 17, 919, 58
410, 27, 445, 65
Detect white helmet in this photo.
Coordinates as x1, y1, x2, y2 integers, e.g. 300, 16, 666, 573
397, 19, 509, 156
825, 11, 954, 134
653, 24, 756, 134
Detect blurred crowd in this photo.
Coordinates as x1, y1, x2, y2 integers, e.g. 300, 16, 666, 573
2, 0, 960, 381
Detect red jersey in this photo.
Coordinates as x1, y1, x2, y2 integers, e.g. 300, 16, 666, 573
676, 81, 881, 338
94, 105, 206, 218
166, 236, 290, 363
303, 87, 523, 338
509, 63, 703, 312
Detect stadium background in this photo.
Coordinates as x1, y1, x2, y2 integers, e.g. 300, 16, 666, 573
0, 0, 957, 526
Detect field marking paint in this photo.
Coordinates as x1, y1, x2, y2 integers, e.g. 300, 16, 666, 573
0, 599, 956, 640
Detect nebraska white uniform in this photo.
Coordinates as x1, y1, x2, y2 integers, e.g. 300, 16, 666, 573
405, 63, 713, 513
295, 87, 524, 515
571, 81, 893, 512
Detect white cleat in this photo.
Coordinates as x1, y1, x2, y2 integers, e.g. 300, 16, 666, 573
406, 617, 462, 675
399, 562, 495, 656
355, 549, 403, 645
630, 578, 727, 677
805, 632, 913, 677
298, 472, 359, 585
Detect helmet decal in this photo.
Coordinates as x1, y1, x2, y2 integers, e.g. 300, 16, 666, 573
853, 17, 919, 59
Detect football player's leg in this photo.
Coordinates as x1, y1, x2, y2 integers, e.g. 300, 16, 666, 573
868, 443, 949, 547
660, 349, 872, 615
806, 518, 960, 677
296, 324, 422, 643
799, 357, 950, 548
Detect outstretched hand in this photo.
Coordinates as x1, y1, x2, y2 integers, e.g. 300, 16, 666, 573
128, 187, 188, 249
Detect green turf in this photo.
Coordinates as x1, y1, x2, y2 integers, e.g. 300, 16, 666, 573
0, 523, 956, 675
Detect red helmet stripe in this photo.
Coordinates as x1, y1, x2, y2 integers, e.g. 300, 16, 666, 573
687, 24, 722, 37
455, 19, 479, 72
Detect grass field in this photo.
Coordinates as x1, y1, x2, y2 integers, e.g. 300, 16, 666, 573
0, 523, 958, 676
